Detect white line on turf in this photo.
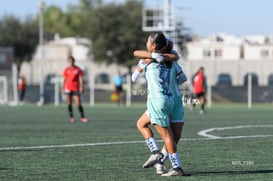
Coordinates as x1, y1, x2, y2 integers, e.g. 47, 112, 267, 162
1, 125, 272, 151
1, 129, 273, 151
198, 125, 273, 139
0, 139, 204, 151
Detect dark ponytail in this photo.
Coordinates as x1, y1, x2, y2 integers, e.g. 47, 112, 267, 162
150, 32, 167, 53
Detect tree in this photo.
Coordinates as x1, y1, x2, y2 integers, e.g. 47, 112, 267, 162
87, 1, 147, 71
38, 0, 147, 72
0, 16, 38, 73
43, 0, 102, 38
43, 6, 81, 38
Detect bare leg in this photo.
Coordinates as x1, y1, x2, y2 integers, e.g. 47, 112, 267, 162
170, 123, 184, 144
153, 125, 176, 154
136, 112, 153, 139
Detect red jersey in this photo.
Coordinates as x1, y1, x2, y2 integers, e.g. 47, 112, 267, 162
63, 66, 83, 91
193, 71, 205, 94
18, 77, 26, 91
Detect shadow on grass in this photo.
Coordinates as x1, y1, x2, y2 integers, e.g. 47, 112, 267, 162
190, 169, 273, 176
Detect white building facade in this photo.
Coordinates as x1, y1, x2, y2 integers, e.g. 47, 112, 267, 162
21, 37, 127, 90
182, 33, 273, 86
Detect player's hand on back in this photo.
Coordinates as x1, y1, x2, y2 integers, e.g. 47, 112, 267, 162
143, 58, 153, 65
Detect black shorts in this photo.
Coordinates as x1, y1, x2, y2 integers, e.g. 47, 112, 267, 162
195, 92, 205, 98
115, 85, 123, 93
64, 90, 80, 96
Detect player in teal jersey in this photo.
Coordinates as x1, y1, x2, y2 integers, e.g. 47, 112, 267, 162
158, 39, 187, 173
134, 32, 185, 176
133, 37, 187, 175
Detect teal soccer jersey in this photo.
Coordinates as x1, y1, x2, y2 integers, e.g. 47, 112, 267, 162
169, 62, 185, 123
169, 62, 182, 97
143, 62, 172, 98
143, 62, 174, 127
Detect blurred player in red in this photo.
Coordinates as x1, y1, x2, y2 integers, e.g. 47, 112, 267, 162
18, 75, 27, 103
192, 67, 207, 114
62, 55, 88, 123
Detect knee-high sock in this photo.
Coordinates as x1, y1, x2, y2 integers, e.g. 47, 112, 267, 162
145, 137, 159, 153
68, 104, 73, 118
78, 105, 85, 118
169, 152, 182, 169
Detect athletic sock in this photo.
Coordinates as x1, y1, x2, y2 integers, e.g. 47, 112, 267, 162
145, 137, 159, 153
78, 105, 85, 118
160, 148, 168, 163
68, 104, 73, 118
201, 103, 205, 111
169, 152, 182, 169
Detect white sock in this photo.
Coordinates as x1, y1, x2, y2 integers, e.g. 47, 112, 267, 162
145, 137, 159, 153
169, 152, 182, 169
160, 148, 168, 163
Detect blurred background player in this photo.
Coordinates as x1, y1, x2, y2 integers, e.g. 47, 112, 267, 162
62, 55, 88, 123
18, 75, 27, 103
192, 67, 207, 114
113, 70, 124, 105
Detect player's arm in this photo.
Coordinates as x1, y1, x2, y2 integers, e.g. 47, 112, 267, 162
134, 50, 178, 63
175, 63, 187, 84
177, 70, 187, 84
62, 78, 66, 94
203, 76, 207, 94
132, 68, 141, 82
79, 76, 84, 94
133, 50, 151, 59
23, 77, 27, 86
163, 50, 180, 61
132, 59, 145, 82
134, 50, 164, 63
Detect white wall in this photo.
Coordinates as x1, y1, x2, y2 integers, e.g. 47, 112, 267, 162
244, 44, 273, 60
187, 42, 241, 60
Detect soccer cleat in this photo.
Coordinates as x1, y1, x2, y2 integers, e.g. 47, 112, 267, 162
154, 163, 167, 175
70, 117, 75, 123
81, 118, 88, 123
161, 167, 185, 176
142, 152, 163, 168
200, 110, 205, 114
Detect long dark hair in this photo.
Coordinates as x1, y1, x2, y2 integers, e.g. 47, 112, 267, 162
165, 37, 174, 53
150, 32, 167, 53
68, 55, 75, 63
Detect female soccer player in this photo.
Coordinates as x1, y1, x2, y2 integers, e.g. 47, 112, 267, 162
62, 55, 88, 123
192, 66, 207, 114
133, 38, 187, 175
18, 75, 27, 103
134, 32, 185, 176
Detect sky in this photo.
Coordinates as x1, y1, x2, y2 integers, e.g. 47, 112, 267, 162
0, 0, 272, 37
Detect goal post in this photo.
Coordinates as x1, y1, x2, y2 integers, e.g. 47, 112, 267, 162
0, 76, 8, 104
0, 47, 13, 104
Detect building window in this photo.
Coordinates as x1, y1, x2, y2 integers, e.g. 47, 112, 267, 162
203, 50, 211, 58
95, 73, 110, 84
261, 50, 269, 58
214, 49, 222, 58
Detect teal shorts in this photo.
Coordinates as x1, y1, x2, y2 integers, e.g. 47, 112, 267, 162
170, 96, 184, 123
147, 97, 174, 127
